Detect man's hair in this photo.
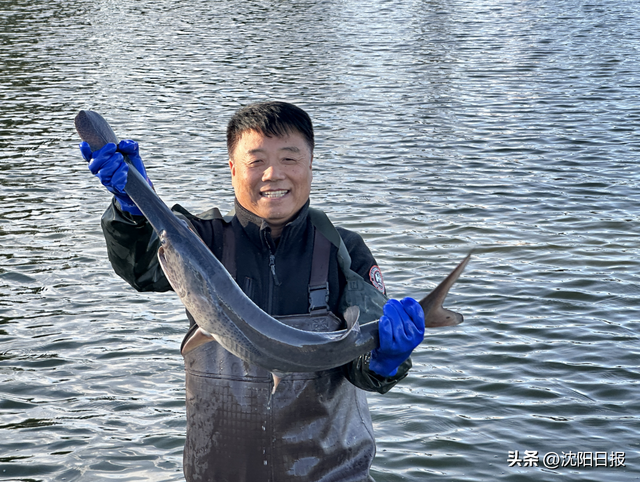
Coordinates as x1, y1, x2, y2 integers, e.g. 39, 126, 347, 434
226, 101, 314, 157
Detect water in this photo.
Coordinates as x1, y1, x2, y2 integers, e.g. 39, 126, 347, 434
1, 0, 639, 480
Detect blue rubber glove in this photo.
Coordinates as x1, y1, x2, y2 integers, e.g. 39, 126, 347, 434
369, 297, 425, 377
80, 140, 152, 216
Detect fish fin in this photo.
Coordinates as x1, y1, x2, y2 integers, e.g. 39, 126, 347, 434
181, 327, 215, 356
419, 253, 471, 327
272, 373, 282, 394
321, 306, 361, 342
344, 305, 361, 330
424, 306, 464, 327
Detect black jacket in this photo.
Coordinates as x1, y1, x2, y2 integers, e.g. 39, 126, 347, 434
101, 198, 410, 393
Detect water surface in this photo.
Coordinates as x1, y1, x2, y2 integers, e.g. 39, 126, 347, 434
1, 0, 639, 480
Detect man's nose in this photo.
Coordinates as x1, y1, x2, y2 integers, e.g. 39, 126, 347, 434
262, 164, 285, 181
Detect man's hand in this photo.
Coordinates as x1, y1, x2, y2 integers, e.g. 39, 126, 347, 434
80, 140, 152, 216
369, 297, 425, 377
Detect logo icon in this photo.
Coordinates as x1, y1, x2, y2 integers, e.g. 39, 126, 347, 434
369, 265, 385, 293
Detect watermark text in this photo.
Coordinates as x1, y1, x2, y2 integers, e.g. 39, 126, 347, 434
508, 450, 625, 469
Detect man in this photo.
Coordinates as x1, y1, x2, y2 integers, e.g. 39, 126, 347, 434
80, 101, 425, 482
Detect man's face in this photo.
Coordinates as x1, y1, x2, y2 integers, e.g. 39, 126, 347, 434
229, 129, 313, 234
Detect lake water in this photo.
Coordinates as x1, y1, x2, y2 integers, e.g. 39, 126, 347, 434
1, 0, 639, 480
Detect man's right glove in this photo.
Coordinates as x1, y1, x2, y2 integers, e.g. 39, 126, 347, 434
80, 140, 152, 216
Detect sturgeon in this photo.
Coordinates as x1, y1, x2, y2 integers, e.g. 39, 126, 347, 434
75, 110, 470, 376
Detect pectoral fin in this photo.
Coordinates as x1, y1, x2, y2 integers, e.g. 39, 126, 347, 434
181, 327, 215, 355
343, 305, 360, 330
271, 373, 282, 394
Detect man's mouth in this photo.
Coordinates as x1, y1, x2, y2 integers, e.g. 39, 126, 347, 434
261, 190, 289, 199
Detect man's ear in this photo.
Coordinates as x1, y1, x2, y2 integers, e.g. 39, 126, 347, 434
228, 158, 235, 177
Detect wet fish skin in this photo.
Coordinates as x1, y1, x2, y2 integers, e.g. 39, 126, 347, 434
157, 233, 370, 372
178, 252, 471, 366
75, 110, 469, 374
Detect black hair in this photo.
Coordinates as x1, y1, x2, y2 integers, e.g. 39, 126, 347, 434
226, 101, 314, 157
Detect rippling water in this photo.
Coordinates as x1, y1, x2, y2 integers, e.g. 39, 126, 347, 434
1, 0, 639, 480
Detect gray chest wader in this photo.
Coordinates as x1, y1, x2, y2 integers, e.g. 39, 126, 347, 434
181, 209, 386, 482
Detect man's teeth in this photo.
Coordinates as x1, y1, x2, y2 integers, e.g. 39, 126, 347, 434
261, 190, 288, 198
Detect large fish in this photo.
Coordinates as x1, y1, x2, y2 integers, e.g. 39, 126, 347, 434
75, 110, 470, 377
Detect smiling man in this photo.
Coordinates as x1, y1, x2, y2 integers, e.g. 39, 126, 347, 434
228, 124, 313, 238
81, 101, 425, 482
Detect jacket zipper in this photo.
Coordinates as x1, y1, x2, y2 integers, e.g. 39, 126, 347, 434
267, 252, 274, 314
269, 254, 280, 285
266, 238, 281, 314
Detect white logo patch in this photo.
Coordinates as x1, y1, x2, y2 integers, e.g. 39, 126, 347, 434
369, 265, 385, 293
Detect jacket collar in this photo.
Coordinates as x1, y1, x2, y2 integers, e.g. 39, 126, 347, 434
234, 198, 311, 250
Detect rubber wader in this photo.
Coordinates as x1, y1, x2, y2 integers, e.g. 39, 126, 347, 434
181, 208, 386, 482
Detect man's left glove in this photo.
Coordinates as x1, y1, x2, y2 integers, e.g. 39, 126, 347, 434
369, 297, 425, 377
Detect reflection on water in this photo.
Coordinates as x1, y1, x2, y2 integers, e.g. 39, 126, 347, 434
1, 0, 639, 480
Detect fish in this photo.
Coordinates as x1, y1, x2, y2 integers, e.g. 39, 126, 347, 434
75, 110, 470, 381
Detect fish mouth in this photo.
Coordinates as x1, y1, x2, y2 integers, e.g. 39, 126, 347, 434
260, 189, 289, 199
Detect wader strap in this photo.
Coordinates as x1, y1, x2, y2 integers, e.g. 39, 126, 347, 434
217, 213, 329, 313
308, 208, 352, 275
308, 207, 388, 323
308, 228, 331, 313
